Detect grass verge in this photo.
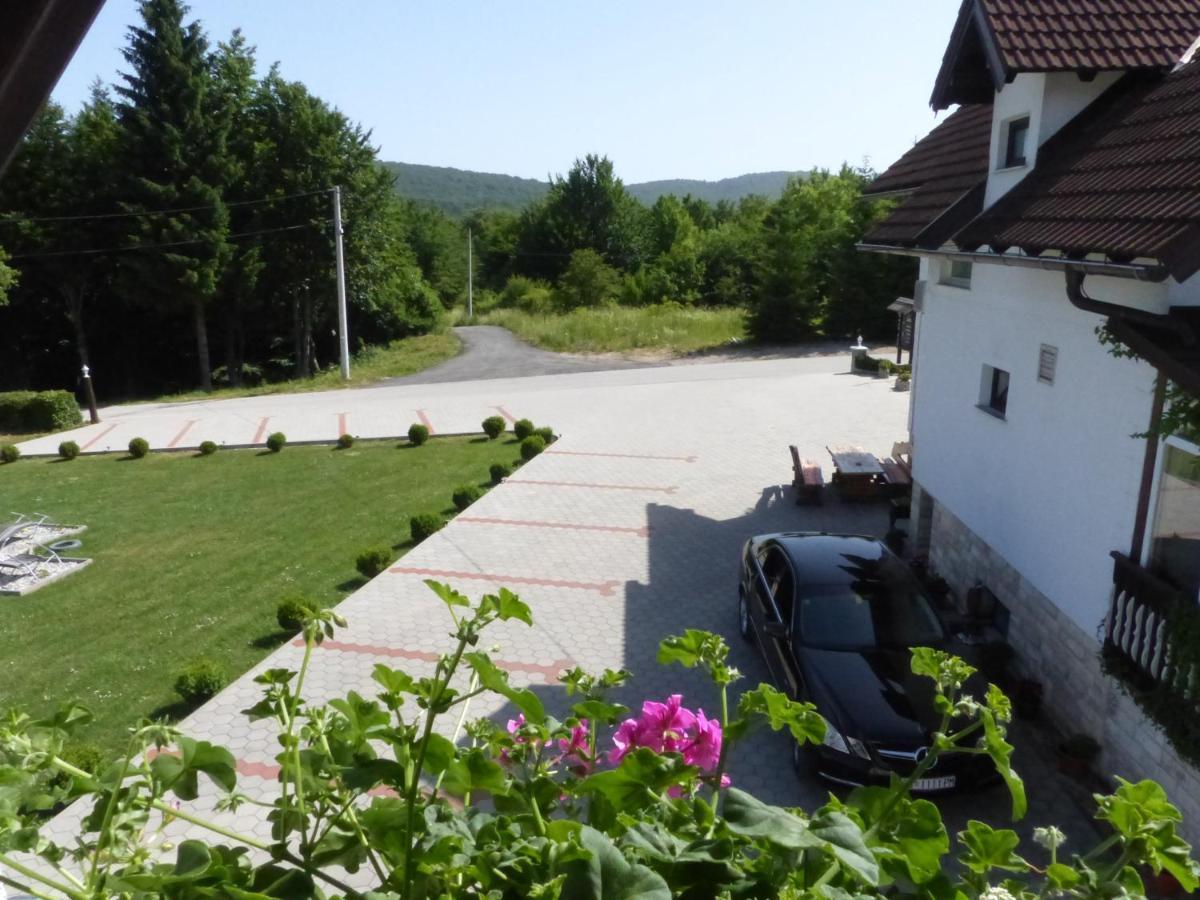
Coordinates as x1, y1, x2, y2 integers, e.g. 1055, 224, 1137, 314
473, 305, 746, 354
141, 331, 461, 404
0, 436, 519, 753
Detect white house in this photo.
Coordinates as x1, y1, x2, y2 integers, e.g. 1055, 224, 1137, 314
861, 0, 1200, 832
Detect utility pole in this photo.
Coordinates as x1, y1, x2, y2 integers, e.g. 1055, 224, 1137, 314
332, 185, 350, 381
467, 226, 473, 319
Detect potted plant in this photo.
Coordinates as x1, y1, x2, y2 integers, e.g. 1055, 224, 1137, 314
895, 371, 912, 392
1056, 732, 1100, 778
1013, 678, 1044, 720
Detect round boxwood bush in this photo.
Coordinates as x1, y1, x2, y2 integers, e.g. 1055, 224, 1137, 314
482, 415, 506, 440
452, 484, 483, 511
520, 434, 547, 461
356, 547, 392, 579
174, 658, 227, 705
0, 444, 18, 464
127, 437, 150, 459
266, 431, 286, 453
58, 440, 80, 461
534, 426, 554, 443
276, 596, 312, 632
513, 418, 535, 440
408, 423, 430, 446
410, 512, 445, 543
198, 440, 218, 456
489, 462, 512, 485
337, 433, 355, 450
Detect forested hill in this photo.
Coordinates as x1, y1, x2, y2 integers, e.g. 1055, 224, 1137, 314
381, 161, 805, 215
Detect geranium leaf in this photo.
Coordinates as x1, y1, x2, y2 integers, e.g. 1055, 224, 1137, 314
442, 748, 508, 797
464, 652, 545, 724
979, 708, 1026, 821
558, 825, 671, 900
810, 809, 880, 885
424, 579, 470, 610
957, 820, 1025, 874
722, 787, 821, 851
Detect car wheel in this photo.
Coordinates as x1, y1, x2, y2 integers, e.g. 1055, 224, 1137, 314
737, 591, 751, 640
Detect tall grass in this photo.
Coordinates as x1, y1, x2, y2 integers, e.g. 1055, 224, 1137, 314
478, 304, 746, 354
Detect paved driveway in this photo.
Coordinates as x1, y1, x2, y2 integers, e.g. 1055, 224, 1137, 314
36, 352, 1101, 874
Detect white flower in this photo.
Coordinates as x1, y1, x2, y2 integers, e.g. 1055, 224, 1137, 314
1033, 825, 1067, 852
980, 886, 1017, 900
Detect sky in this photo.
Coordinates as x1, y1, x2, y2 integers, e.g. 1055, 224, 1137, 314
53, 1, 963, 185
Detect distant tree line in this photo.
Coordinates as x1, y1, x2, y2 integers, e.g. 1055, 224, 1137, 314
0, 0, 461, 398
463, 154, 914, 343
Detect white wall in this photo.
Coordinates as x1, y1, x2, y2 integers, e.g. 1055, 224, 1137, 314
912, 261, 1162, 632
1168, 274, 1200, 307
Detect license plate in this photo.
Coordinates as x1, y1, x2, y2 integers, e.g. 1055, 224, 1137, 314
912, 776, 956, 792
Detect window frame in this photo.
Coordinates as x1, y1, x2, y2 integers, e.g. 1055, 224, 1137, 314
978, 364, 1010, 419
1140, 433, 1200, 602
1000, 115, 1031, 170
940, 258, 973, 289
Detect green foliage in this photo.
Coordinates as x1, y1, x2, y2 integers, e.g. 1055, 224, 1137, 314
481, 304, 746, 354
498, 275, 554, 313
0, 443, 19, 464
173, 657, 227, 704
127, 437, 150, 459
410, 512, 445, 543
513, 418, 535, 440
265, 431, 286, 453
3, 596, 1195, 900
355, 547, 392, 579
534, 425, 554, 443
275, 596, 312, 633
554, 248, 621, 309
337, 433, 355, 449
198, 440, 218, 455
489, 462, 511, 484
520, 434, 546, 461
0, 390, 82, 433
452, 483, 482, 511
481, 415, 506, 439
58, 440, 80, 460
407, 422, 430, 445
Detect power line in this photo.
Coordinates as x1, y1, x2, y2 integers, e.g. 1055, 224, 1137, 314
0, 187, 334, 226
7, 221, 330, 260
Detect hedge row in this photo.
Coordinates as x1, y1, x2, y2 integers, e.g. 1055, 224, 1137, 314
0, 390, 82, 433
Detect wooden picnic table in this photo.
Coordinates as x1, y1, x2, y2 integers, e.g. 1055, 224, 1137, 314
827, 445, 885, 500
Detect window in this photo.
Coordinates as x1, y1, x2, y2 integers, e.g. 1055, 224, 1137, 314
1148, 442, 1200, 598
1002, 116, 1030, 168
1037, 344, 1058, 384
978, 364, 1010, 418
941, 259, 972, 288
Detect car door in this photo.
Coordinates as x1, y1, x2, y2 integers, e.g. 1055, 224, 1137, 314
756, 545, 799, 692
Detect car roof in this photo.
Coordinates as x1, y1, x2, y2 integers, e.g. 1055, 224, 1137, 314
760, 533, 890, 585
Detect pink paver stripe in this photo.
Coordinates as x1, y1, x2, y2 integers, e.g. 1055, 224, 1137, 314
252, 416, 271, 444
457, 516, 650, 537
494, 405, 517, 423
79, 422, 119, 451
389, 565, 621, 597
167, 419, 199, 449
546, 449, 697, 463
337, 412, 348, 437
416, 408, 435, 434
295, 637, 572, 680
505, 478, 677, 495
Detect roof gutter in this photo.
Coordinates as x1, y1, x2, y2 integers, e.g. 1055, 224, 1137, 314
1065, 269, 1195, 346
856, 243, 1170, 282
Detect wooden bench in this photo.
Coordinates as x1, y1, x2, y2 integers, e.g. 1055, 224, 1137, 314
880, 456, 913, 497
790, 445, 824, 505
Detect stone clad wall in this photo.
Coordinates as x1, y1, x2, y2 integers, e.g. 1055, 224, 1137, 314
920, 485, 1200, 840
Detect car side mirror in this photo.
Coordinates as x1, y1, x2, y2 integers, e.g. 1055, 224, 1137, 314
763, 620, 789, 640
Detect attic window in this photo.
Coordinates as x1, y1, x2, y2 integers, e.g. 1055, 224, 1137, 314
1003, 117, 1030, 169
1037, 344, 1058, 384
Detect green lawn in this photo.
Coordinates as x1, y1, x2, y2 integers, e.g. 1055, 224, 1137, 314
0, 436, 518, 753
141, 331, 461, 404
472, 305, 747, 354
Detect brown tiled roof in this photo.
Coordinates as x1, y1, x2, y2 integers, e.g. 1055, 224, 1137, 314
863, 104, 993, 247
982, 0, 1200, 73
954, 63, 1200, 281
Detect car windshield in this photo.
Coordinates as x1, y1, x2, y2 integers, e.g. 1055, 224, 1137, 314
796, 554, 945, 651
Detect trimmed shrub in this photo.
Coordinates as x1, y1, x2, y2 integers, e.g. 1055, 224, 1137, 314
482, 415, 506, 440
276, 596, 312, 632
452, 484, 482, 511
0, 390, 82, 433
489, 462, 512, 485
1, 443, 20, 464
266, 431, 286, 453
534, 426, 554, 443
520, 435, 546, 461
356, 547, 392, 579
337, 433, 355, 450
50, 741, 106, 789
513, 418, 535, 440
58, 440, 80, 460
199, 440, 218, 456
174, 658, 227, 705
407, 423, 430, 446
127, 437, 150, 459
410, 512, 445, 543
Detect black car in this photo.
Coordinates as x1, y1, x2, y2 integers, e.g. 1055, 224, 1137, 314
737, 532, 993, 793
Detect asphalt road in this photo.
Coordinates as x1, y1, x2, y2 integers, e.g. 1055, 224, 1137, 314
376, 325, 655, 385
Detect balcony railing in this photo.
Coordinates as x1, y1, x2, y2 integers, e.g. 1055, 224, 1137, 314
1105, 551, 1193, 691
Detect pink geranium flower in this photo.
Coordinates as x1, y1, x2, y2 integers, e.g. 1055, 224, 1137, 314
683, 709, 723, 771
608, 695, 727, 790
557, 720, 591, 774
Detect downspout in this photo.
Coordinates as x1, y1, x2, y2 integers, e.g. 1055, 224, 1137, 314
1064, 269, 1196, 346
